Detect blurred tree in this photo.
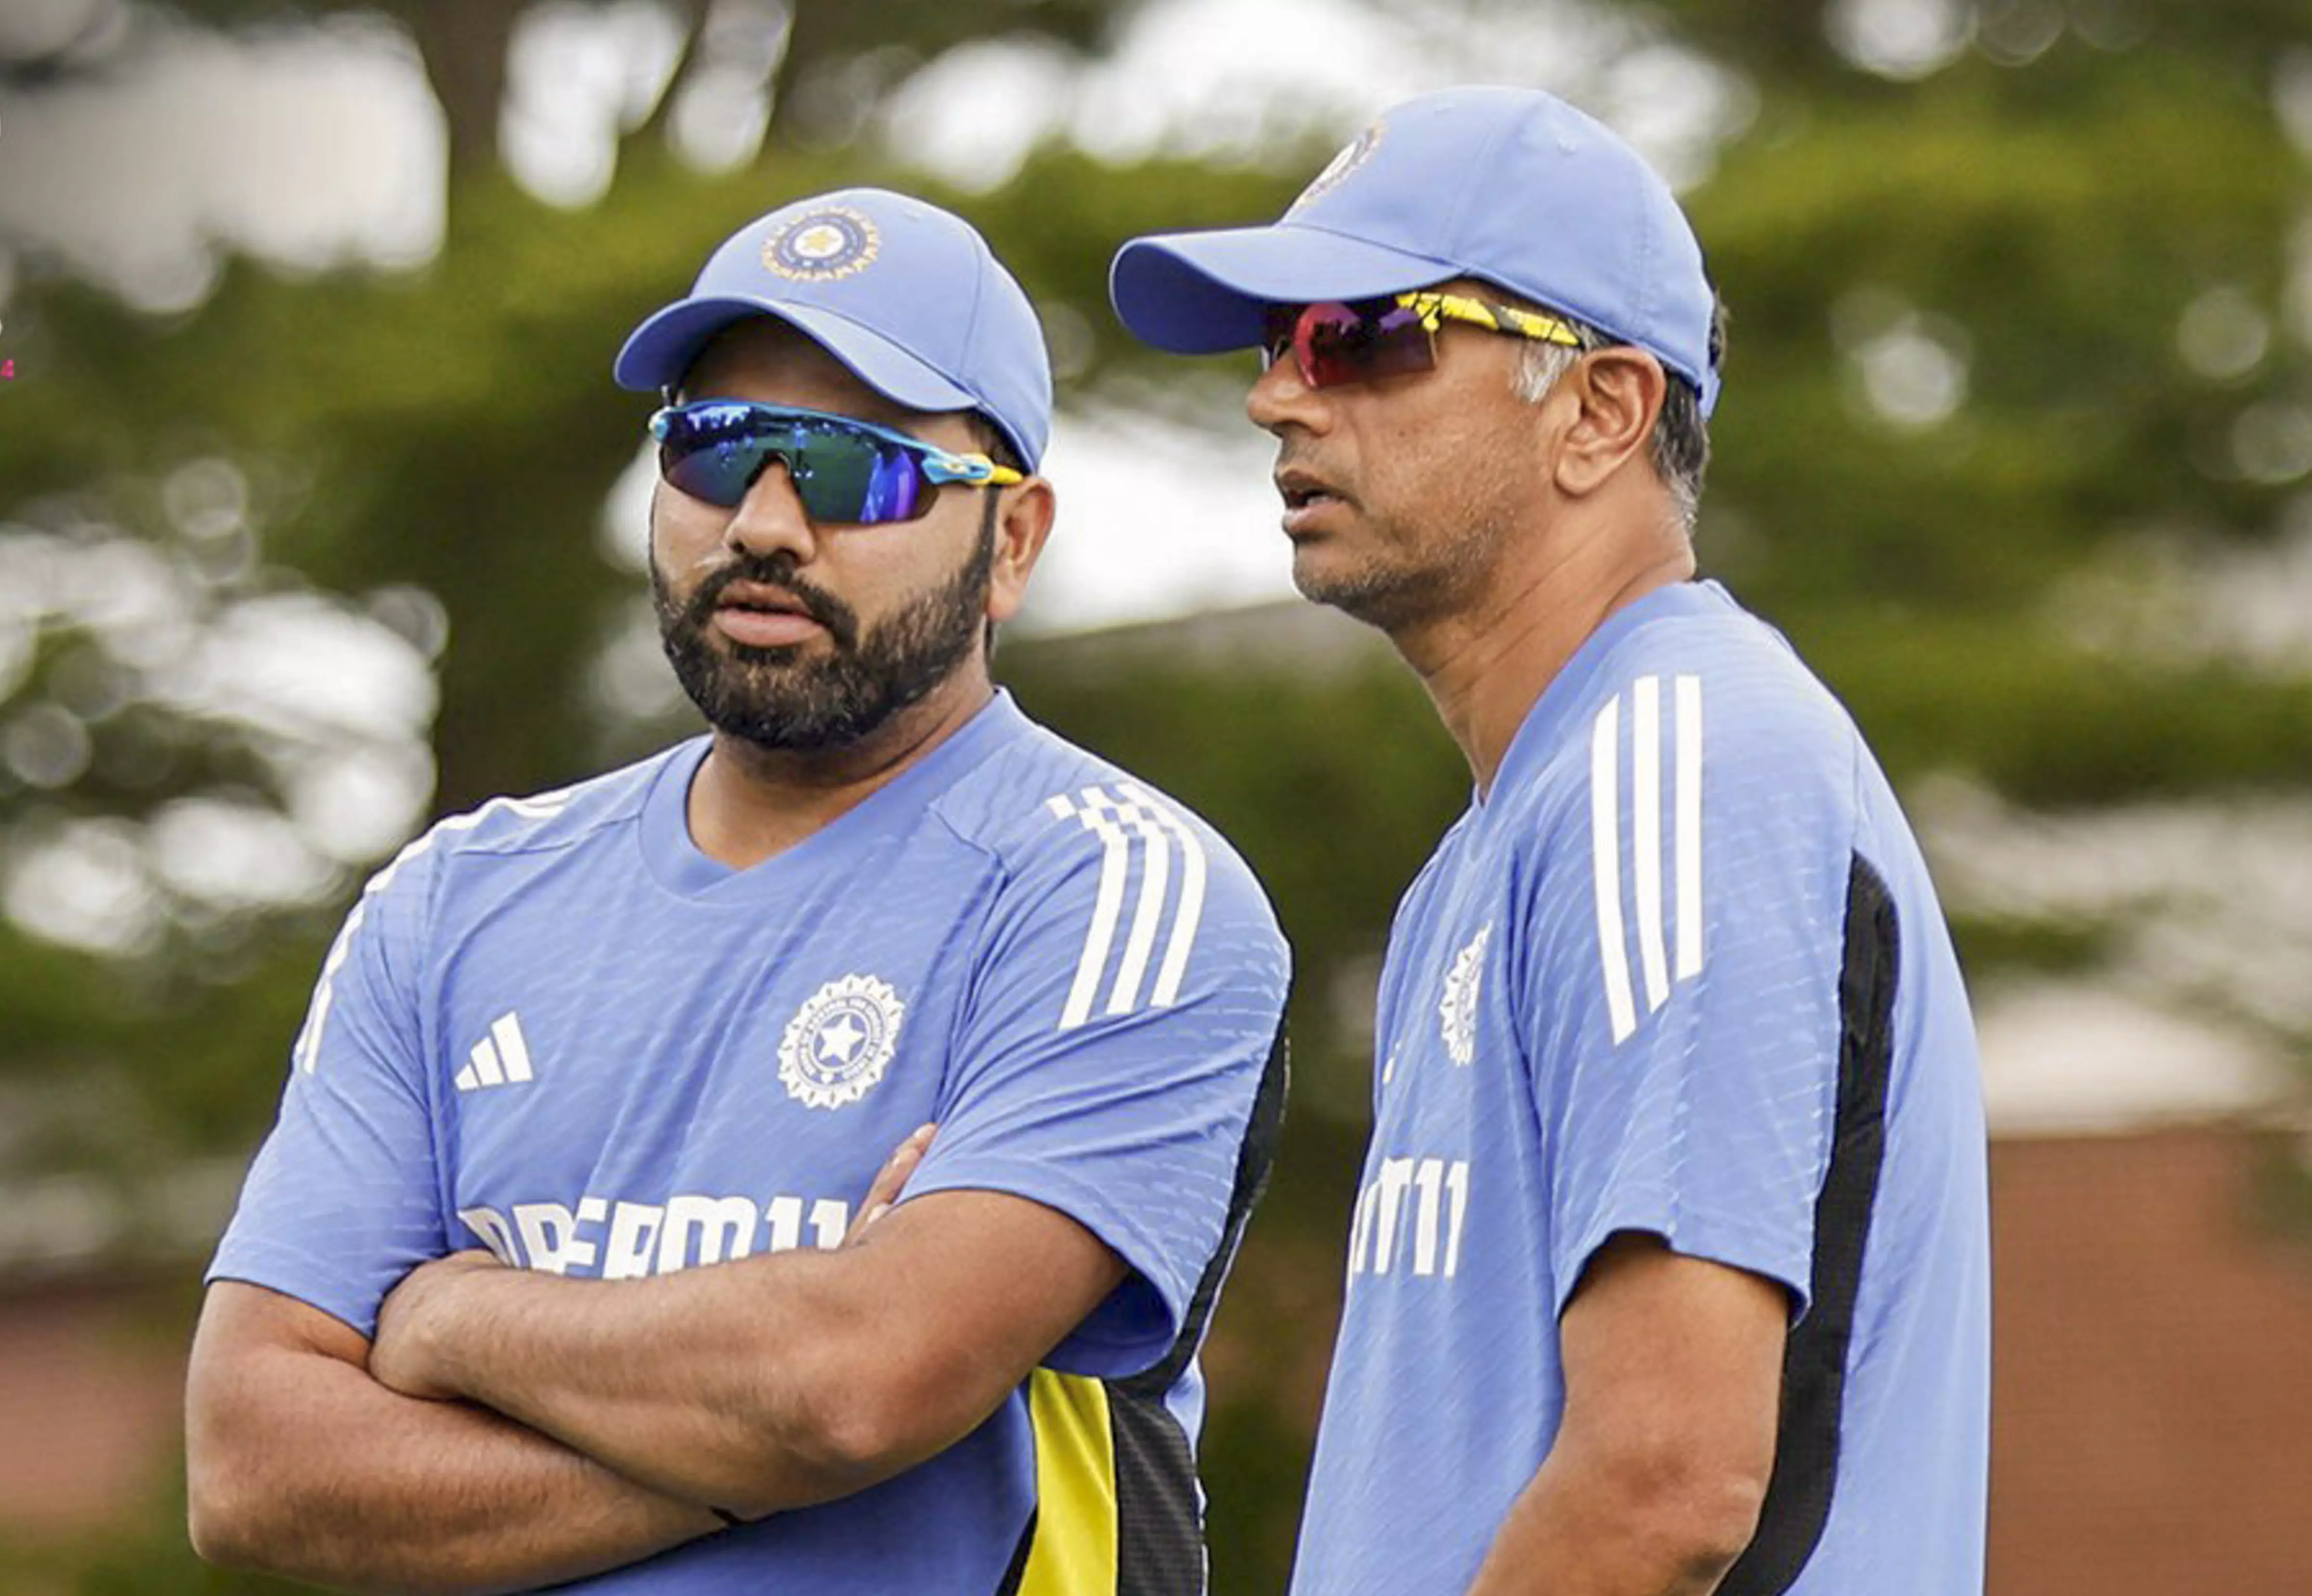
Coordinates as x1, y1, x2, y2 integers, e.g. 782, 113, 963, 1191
1, 0, 2310, 1592
96, 0, 1118, 174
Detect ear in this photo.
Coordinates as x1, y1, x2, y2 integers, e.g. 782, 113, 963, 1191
1554, 348, 1668, 499
985, 475, 1058, 626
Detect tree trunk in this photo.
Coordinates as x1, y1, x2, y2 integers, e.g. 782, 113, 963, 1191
398, 0, 520, 182
619, 0, 709, 159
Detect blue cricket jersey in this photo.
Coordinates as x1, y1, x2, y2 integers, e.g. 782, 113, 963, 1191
210, 691, 1290, 1594
1289, 581, 1989, 1596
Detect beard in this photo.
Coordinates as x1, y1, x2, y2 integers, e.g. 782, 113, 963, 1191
1275, 438, 1524, 634
652, 509, 996, 753
1291, 512, 1508, 633
1294, 545, 1462, 632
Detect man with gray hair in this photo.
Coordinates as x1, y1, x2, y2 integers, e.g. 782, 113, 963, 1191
1113, 85, 1988, 1596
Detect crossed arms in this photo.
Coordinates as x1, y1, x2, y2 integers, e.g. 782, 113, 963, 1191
185, 1130, 1128, 1595
190, 1180, 1787, 1596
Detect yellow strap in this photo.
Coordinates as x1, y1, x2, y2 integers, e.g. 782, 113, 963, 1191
1016, 1369, 1119, 1596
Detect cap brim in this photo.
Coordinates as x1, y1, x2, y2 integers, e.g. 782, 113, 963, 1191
613, 297, 977, 418
1109, 224, 1462, 354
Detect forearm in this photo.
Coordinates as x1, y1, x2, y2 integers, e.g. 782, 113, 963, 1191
188, 1298, 718, 1594
1464, 1449, 1759, 1596
402, 1240, 879, 1517
1462, 1236, 1784, 1595
375, 1190, 1119, 1519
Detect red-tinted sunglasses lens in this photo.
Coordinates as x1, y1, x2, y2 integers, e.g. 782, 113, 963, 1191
1263, 300, 1436, 388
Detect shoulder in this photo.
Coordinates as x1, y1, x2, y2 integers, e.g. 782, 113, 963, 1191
351, 743, 687, 913
1518, 586, 1864, 842
1499, 589, 1877, 1049
937, 713, 1275, 913
930, 710, 1287, 1023
1608, 585, 1850, 746
1488, 588, 1872, 963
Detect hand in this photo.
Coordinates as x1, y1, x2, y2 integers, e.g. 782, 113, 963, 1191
843, 1123, 935, 1245
370, 1249, 503, 1400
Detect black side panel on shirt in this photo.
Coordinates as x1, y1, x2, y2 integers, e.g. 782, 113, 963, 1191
1719, 854, 1897, 1596
1002, 1023, 1289, 1596
1124, 1023, 1290, 1400
994, 1507, 1038, 1596
1112, 1022, 1288, 1594
1110, 1385, 1205, 1596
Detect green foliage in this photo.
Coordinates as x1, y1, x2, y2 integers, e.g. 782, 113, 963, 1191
1695, 45, 2303, 619
2, 1457, 307, 1596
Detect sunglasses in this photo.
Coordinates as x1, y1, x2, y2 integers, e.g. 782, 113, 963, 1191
1261, 290, 1585, 389
649, 401, 1024, 523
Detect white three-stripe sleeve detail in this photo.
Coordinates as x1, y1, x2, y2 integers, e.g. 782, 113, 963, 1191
491, 1013, 534, 1083
295, 963, 343, 1075
1121, 781, 1207, 1007
1056, 788, 1131, 1031
1675, 674, 1705, 981
1105, 800, 1171, 1015
1590, 697, 1639, 1045
1631, 675, 1671, 1013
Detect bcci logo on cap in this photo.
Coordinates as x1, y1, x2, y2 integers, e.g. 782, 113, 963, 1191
1289, 119, 1385, 215
762, 207, 880, 282
779, 973, 906, 1109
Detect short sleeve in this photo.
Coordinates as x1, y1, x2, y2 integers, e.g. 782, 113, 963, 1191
1526, 663, 1856, 1321
904, 782, 1290, 1379
205, 840, 450, 1338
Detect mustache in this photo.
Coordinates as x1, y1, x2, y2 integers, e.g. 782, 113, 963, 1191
687, 555, 859, 650
1274, 444, 1345, 492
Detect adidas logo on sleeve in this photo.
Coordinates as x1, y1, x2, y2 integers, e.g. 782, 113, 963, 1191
454, 1011, 535, 1092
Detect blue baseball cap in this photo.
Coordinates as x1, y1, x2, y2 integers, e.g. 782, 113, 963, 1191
616, 187, 1053, 468
1109, 86, 1721, 416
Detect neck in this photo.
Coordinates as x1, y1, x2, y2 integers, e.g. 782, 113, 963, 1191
1390, 506, 1694, 798
686, 670, 994, 870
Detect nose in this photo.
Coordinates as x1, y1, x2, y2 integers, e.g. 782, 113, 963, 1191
1247, 353, 1328, 438
723, 457, 819, 563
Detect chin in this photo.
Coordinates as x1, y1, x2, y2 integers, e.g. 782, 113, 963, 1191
1291, 545, 1371, 607
1293, 557, 1432, 633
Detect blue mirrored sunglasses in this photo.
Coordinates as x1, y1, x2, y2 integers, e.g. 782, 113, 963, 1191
649, 401, 1023, 523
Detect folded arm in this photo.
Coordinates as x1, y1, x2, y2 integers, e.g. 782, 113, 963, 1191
369, 1183, 1127, 1520
185, 1281, 719, 1596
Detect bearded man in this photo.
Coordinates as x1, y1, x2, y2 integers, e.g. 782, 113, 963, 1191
188, 188, 1289, 1596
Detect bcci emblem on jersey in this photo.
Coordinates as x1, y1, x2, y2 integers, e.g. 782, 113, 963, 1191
1438, 922, 1491, 1067
778, 974, 906, 1109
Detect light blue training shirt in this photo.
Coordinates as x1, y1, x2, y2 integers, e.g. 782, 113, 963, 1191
211, 691, 1290, 1594
1290, 582, 1989, 1596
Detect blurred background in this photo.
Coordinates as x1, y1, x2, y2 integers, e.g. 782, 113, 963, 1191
1, 0, 2310, 1590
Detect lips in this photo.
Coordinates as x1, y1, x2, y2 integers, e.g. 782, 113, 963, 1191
1275, 463, 1351, 536
716, 579, 814, 617
707, 576, 834, 649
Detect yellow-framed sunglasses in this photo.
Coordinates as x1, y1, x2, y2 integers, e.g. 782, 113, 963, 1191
1262, 290, 1584, 388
